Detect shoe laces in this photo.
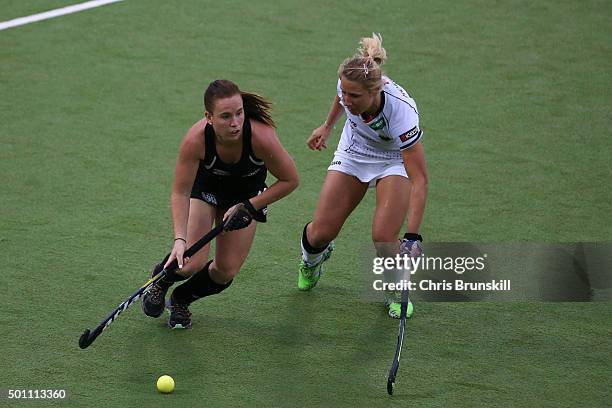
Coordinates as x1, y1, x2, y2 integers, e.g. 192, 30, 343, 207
303, 265, 318, 279
171, 301, 192, 319
147, 284, 165, 303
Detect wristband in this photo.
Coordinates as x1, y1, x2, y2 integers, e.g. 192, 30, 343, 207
174, 237, 186, 243
403, 233, 423, 242
242, 200, 256, 214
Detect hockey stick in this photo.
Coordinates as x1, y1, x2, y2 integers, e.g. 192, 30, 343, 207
78, 223, 225, 349
387, 288, 409, 395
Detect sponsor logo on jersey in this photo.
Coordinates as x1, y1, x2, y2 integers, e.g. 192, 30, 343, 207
330, 160, 342, 166
242, 167, 264, 177
201, 192, 218, 205
399, 126, 420, 143
368, 116, 386, 131
212, 169, 231, 176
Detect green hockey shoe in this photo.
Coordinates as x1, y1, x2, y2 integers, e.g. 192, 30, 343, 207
297, 242, 334, 291
386, 300, 414, 319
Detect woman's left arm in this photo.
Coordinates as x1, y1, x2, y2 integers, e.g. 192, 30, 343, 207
401, 142, 429, 234
250, 122, 299, 210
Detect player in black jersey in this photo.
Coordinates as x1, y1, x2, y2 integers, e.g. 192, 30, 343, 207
142, 79, 299, 328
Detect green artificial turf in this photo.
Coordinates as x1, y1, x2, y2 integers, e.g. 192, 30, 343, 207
1, 0, 610, 406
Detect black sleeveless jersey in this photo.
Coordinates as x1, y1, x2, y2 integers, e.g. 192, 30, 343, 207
190, 117, 267, 208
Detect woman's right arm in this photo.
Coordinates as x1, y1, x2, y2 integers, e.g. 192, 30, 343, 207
165, 121, 205, 269
307, 94, 344, 150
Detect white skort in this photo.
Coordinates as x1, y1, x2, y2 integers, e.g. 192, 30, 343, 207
327, 150, 408, 188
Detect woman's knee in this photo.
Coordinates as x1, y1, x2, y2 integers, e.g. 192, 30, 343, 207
177, 261, 203, 278
307, 220, 340, 248
176, 249, 211, 277
371, 227, 400, 246
210, 259, 241, 283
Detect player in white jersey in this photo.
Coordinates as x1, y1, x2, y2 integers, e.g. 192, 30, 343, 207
297, 34, 429, 319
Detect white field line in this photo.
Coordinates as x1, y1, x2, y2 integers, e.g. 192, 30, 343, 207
0, 0, 125, 31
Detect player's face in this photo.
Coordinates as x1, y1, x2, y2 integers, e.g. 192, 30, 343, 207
206, 94, 244, 142
340, 76, 377, 116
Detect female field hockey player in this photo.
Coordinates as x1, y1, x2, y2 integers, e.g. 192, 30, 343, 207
298, 34, 428, 318
142, 79, 299, 329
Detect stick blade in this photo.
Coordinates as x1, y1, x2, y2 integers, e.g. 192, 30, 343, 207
79, 329, 93, 349
387, 379, 394, 395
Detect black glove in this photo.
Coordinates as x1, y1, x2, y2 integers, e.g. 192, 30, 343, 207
224, 200, 256, 231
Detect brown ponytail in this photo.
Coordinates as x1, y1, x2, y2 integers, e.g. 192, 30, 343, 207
240, 91, 275, 128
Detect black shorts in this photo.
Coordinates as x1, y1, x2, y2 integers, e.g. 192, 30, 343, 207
190, 187, 267, 223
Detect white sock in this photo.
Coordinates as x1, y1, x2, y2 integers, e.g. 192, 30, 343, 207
300, 238, 326, 266
384, 265, 411, 304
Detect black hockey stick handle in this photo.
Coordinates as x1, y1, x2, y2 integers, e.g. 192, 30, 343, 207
387, 289, 409, 395
78, 223, 225, 349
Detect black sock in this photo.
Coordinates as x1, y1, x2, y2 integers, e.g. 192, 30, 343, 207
171, 260, 233, 305
302, 223, 326, 254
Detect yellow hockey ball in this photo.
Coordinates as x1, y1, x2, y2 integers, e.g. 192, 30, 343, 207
156, 375, 175, 393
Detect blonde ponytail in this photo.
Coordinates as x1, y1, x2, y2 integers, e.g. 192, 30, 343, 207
338, 33, 387, 93
358, 33, 387, 66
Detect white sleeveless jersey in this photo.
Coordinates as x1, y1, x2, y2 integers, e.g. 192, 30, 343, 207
336, 76, 422, 161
